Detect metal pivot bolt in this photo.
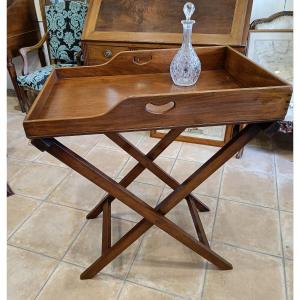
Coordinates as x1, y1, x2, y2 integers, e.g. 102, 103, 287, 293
103, 49, 113, 59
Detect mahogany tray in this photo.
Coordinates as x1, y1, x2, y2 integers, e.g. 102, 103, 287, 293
23, 46, 292, 138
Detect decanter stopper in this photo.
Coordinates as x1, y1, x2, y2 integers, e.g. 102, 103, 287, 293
183, 2, 195, 20
170, 2, 201, 86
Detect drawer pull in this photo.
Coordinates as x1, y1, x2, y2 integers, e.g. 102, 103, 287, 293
145, 101, 175, 114
133, 55, 152, 65
103, 49, 113, 59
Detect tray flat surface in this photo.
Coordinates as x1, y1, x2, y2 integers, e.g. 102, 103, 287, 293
39, 70, 240, 119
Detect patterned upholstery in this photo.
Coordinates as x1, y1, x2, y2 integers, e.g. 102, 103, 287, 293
17, 64, 74, 91
46, 1, 88, 64
17, 1, 87, 92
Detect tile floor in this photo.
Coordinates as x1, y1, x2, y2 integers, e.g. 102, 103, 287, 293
7, 96, 293, 300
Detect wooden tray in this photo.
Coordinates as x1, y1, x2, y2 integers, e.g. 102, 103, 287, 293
24, 46, 292, 138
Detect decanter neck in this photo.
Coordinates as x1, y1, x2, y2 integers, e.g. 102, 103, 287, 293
181, 20, 195, 48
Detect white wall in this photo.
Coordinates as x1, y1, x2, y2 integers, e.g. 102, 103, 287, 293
251, 0, 293, 22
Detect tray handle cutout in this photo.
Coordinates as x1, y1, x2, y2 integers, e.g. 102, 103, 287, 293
145, 101, 175, 114
133, 55, 152, 66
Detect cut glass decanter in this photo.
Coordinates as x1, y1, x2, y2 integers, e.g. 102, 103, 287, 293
170, 2, 201, 86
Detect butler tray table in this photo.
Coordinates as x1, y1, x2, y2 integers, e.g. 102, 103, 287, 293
23, 47, 292, 279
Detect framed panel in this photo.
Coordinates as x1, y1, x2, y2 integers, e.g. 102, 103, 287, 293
83, 0, 253, 46
150, 125, 234, 147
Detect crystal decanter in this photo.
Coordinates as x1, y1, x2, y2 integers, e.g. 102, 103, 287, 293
170, 2, 201, 86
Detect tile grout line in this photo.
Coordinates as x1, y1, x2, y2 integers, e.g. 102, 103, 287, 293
7, 170, 71, 243
31, 132, 147, 300
7, 198, 43, 240
8, 243, 131, 283
125, 279, 189, 300
273, 150, 289, 300
217, 242, 284, 259
218, 196, 281, 212
33, 217, 89, 300
200, 159, 226, 300
117, 136, 184, 300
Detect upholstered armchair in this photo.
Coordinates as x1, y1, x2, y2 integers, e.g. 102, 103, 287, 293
16, 0, 88, 112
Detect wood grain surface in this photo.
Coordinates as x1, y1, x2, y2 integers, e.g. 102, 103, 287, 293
24, 46, 292, 138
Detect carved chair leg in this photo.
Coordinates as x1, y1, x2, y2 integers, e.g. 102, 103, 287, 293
7, 56, 29, 112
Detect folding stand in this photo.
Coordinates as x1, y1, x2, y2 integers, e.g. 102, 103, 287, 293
32, 122, 273, 279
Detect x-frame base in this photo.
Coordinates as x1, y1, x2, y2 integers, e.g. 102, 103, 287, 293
31, 122, 273, 280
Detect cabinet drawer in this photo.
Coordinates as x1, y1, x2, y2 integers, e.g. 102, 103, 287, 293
83, 44, 135, 65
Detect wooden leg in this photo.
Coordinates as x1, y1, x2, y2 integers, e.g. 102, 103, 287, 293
7, 184, 14, 197
78, 123, 266, 279
102, 200, 111, 255
32, 123, 268, 279
7, 55, 29, 113
106, 132, 210, 211
32, 137, 233, 279
87, 128, 209, 219
187, 197, 209, 246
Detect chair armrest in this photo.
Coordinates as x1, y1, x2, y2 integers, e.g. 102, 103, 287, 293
19, 32, 49, 75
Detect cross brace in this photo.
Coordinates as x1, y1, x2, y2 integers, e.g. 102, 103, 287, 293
31, 123, 271, 279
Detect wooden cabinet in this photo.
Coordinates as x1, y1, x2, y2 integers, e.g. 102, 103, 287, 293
81, 0, 253, 146
82, 0, 253, 65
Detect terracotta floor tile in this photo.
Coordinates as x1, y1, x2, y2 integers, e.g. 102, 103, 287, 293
10, 162, 70, 200
36, 262, 123, 300
127, 227, 206, 298
170, 159, 222, 197
280, 211, 293, 259
9, 203, 86, 259
64, 217, 140, 279
48, 171, 105, 211
119, 282, 181, 300
277, 175, 293, 211
214, 200, 282, 256
7, 195, 40, 237
8, 246, 57, 300
220, 167, 277, 208
203, 242, 285, 300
